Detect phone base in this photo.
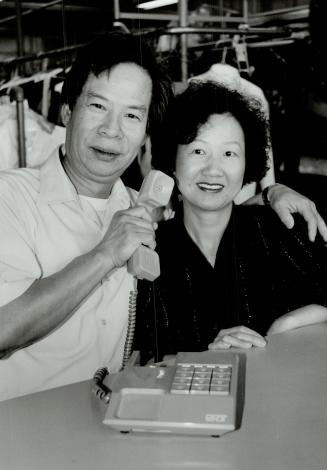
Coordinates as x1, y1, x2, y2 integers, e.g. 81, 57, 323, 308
102, 351, 246, 436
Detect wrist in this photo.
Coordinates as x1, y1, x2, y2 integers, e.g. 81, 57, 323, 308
262, 185, 272, 206
262, 183, 284, 206
93, 245, 117, 276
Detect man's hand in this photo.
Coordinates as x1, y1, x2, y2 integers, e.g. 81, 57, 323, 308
267, 184, 327, 242
98, 206, 157, 269
208, 326, 267, 350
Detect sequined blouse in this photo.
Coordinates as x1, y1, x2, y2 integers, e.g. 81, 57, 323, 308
135, 204, 327, 363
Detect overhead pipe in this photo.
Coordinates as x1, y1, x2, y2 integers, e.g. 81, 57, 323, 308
15, 0, 24, 57
0, 0, 62, 25
164, 26, 287, 36
178, 0, 188, 82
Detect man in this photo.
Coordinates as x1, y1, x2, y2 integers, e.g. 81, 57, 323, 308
0, 32, 172, 400
0, 32, 325, 401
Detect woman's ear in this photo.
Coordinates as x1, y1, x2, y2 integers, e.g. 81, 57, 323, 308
60, 104, 71, 127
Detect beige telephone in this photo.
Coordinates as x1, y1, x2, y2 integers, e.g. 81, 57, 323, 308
94, 351, 246, 437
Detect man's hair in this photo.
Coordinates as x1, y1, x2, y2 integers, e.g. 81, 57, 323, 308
152, 81, 270, 185
61, 31, 173, 136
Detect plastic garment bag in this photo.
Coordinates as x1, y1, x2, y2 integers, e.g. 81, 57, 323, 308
0, 100, 65, 170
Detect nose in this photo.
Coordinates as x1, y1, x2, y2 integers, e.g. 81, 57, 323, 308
97, 113, 122, 139
202, 155, 223, 176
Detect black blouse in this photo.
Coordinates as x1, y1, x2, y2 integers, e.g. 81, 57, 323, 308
135, 204, 327, 363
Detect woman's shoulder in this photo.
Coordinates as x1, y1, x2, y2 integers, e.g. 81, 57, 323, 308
233, 204, 282, 232
233, 203, 325, 250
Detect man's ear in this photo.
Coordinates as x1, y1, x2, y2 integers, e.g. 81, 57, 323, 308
138, 136, 152, 178
142, 134, 149, 148
60, 103, 71, 127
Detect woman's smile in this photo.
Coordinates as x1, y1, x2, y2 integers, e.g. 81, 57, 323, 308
197, 182, 224, 192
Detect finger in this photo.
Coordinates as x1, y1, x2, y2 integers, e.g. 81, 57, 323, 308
293, 201, 321, 242
208, 340, 231, 350
296, 205, 318, 242
151, 207, 165, 223
316, 213, 327, 242
133, 229, 156, 250
218, 326, 265, 339
163, 208, 174, 221
124, 205, 154, 222
307, 218, 317, 243
118, 214, 156, 233
230, 332, 267, 347
213, 332, 266, 348
273, 206, 294, 229
221, 335, 254, 349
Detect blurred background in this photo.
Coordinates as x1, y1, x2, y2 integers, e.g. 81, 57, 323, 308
0, 1, 326, 205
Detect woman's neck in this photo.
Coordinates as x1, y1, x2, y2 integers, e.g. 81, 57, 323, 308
183, 202, 233, 267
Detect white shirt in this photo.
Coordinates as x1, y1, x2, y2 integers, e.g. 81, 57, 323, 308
0, 147, 136, 401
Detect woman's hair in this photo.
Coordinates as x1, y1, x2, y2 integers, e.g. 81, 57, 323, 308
152, 80, 270, 185
61, 31, 173, 137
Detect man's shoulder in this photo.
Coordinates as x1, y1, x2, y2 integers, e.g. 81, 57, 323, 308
0, 167, 40, 200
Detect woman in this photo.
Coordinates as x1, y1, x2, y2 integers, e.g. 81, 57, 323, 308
135, 81, 327, 363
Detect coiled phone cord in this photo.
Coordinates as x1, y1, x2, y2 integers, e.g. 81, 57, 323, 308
93, 278, 157, 403
121, 280, 138, 370
92, 278, 137, 403
92, 367, 111, 404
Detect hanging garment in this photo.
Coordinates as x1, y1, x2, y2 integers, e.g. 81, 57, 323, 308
0, 100, 65, 170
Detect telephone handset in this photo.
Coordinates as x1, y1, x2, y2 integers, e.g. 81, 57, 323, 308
127, 170, 174, 281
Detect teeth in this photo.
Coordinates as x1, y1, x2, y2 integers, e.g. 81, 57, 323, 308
95, 148, 118, 156
198, 183, 223, 190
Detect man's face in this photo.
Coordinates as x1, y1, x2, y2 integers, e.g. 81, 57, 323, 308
64, 63, 152, 197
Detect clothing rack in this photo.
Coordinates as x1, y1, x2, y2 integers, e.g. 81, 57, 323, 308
0, 64, 66, 168
9, 86, 26, 168
0, 40, 81, 170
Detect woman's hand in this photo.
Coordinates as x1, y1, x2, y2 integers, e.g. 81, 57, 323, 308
208, 326, 267, 350
266, 184, 327, 242
267, 305, 327, 336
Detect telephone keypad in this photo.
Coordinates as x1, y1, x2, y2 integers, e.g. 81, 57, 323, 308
170, 363, 232, 395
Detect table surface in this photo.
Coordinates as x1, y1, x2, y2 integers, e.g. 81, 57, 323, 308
1, 324, 327, 470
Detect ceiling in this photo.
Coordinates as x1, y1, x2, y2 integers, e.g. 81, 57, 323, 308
0, 1, 115, 45
0, 1, 310, 62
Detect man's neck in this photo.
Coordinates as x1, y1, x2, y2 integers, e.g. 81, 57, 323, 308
61, 157, 114, 199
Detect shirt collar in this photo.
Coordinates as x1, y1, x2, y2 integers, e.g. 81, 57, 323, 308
38, 145, 133, 208
38, 146, 78, 204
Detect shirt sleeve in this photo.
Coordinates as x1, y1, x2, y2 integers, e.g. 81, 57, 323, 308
0, 180, 41, 306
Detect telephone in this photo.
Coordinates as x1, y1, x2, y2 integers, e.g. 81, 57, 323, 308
127, 169, 174, 281
94, 350, 246, 437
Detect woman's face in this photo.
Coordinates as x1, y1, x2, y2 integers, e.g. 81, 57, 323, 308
175, 113, 245, 213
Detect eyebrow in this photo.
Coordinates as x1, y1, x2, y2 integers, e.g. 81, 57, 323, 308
224, 141, 244, 149
193, 139, 244, 148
